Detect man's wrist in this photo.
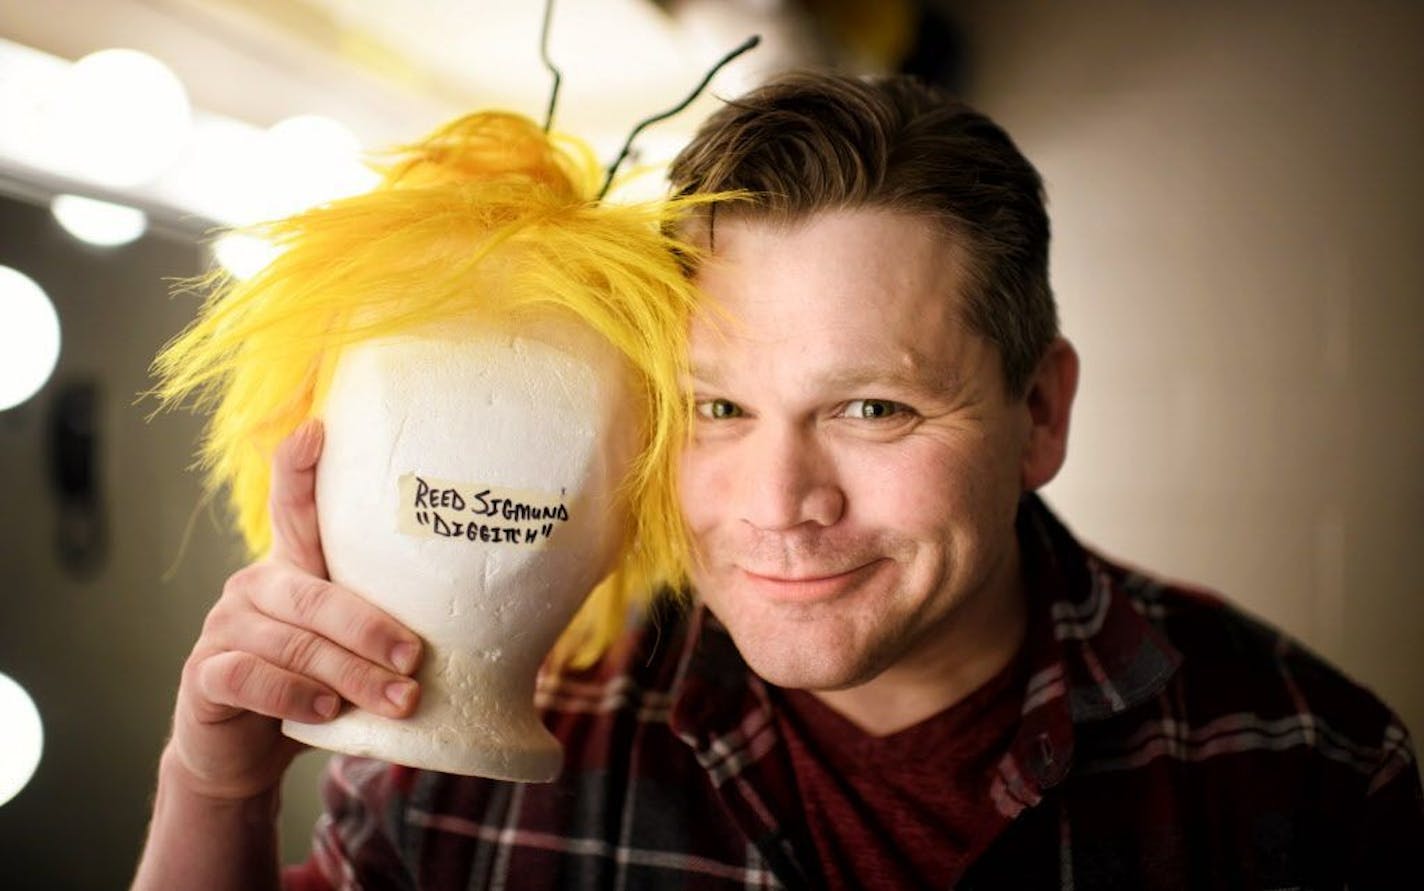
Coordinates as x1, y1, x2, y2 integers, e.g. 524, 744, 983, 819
133, 745, 284, 891
156, 743, 283, 817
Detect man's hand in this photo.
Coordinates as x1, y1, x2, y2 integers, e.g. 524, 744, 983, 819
165, 420, 424, 801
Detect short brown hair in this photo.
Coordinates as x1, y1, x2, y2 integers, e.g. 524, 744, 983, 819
669, 71, 1056, 397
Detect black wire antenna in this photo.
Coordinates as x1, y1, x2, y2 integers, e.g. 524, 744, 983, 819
597, 35, 761, 199
533, 0, 758, 194
539, 0, 562, 132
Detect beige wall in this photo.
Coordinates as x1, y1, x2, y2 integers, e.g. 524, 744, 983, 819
955, 0, 1424, 739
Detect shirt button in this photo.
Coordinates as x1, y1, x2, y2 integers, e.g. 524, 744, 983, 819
1036, 733, 1056, 770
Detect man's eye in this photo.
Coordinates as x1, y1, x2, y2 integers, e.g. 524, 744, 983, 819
842, 399, 907, 420
696, 399, 743, 420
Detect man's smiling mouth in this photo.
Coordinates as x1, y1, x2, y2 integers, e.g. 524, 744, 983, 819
737, 559, 888, 604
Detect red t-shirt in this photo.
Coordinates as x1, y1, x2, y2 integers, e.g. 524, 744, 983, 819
772, 653, 1026, 890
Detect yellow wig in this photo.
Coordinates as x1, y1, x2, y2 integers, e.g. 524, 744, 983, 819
153, 111, 707, 667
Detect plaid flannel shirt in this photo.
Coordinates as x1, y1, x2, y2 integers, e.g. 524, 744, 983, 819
287, 496, 1423, 889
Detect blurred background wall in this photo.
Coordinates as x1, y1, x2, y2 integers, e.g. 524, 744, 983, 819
964, 0, 1424, 760
0, 1, 1419, 887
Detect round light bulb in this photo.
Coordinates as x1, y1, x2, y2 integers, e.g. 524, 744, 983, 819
48, 48, 192, 188
51, 194, 148, 247
0, 672, 43, 807
213, 232, 282, 281
162, 117, 273, 225
263, 114, 377, 217
0, 265, 62, 411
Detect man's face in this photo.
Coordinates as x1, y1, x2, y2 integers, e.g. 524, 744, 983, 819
679, 209, 1034, 692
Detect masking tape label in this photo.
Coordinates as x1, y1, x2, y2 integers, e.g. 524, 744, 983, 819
397, 473, 571, 548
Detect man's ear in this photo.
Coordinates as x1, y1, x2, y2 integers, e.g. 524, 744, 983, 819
1020, 337, 1079, 492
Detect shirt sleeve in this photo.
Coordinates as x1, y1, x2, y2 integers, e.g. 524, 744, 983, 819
1347, 720, 1424, 890
281, 755, 418, 891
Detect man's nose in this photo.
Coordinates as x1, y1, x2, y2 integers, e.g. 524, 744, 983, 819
738, 424, 844, 531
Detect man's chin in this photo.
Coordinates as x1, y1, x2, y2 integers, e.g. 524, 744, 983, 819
699, 581, 901, 690
730, 633, 886, 693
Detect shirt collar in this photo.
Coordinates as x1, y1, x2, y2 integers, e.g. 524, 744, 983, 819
1019, 494, 1183, 720
1007, 494, 1183, 792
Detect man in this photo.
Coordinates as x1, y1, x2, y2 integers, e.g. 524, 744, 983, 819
134, 72, 1422, 889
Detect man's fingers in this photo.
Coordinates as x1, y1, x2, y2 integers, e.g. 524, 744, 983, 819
232, 616, 420, 719
195, 651, 342, 725
229, 562, 423, 679
268, 419, 327, 578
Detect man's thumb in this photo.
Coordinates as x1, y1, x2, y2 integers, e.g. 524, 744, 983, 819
267, 419, 328, 578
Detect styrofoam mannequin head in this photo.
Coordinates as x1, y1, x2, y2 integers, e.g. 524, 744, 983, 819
154, 112, 705, 780
282, 314, 638, 779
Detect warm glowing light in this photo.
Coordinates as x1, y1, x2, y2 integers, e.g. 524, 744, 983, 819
162, 117, 272, 225
0, 39, 72, 173
50, 194, 148, 246
47, 48, 192, 188
0, 672, 43, 807
213, 232, 281, 281
263, 114, 378, 216
0, 265, 62, 411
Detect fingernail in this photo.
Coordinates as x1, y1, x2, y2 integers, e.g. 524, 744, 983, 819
391, 642, 419, 675
385, 681, 416, 711
315, 694, 339, 719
